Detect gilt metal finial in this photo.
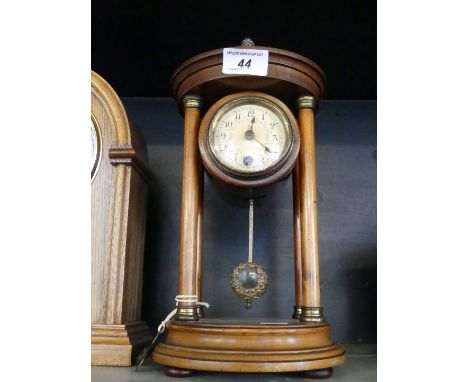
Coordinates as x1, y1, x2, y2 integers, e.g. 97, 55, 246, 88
242, 37, 255, 47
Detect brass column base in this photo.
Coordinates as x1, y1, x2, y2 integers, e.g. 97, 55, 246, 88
292, 305, 303, 319
300, 307, 325, 323
174, 306, 199, 321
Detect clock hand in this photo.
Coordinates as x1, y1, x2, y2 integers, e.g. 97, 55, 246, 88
249, 117, 255, 131
253, 137, 277, 154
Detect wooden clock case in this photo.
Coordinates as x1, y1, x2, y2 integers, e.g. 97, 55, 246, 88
152, 44, 346, 377
91, 71, 152, 366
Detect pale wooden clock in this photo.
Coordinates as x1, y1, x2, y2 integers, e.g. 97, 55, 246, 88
91, 71, 152, 366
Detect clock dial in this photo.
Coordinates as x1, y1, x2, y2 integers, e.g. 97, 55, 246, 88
208, 97, 292, 176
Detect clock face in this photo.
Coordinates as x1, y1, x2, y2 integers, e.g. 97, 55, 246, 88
91, 117, 101, 180
208, 96, 293, 176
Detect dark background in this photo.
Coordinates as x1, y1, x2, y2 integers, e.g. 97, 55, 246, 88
92, 0, 376, 100
93, 1, 376, 344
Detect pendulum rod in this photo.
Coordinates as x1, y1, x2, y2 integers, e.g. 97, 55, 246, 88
248, 199, 254, 263
230, 198, 268, 309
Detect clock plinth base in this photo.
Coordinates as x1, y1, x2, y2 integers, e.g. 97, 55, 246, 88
152, 319, 345, 373
91, 321, 152, 366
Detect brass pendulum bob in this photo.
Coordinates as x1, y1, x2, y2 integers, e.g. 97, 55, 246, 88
230, 199, 268, 309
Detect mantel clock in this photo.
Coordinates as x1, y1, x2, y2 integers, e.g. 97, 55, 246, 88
152, 39, 346, 378
91, 71, 152, 366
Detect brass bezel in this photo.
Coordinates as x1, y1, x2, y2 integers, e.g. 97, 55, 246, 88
207, 95, 294, 179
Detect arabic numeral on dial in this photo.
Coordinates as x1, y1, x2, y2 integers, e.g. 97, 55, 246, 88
248, 109, 255, 117
223, 120, 233, 127
234, 111, 241, 120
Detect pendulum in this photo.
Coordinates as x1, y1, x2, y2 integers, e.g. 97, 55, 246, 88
230, 199, 268, 309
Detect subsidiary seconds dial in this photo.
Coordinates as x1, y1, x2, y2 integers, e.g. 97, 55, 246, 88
208, 96, 293, 176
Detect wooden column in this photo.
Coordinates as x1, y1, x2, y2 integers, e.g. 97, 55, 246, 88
292, 161, 303, 319
175, 95, 203, 321
297, 95, 324, 323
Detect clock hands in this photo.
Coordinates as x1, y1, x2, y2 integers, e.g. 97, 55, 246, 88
244, 118, 277, 154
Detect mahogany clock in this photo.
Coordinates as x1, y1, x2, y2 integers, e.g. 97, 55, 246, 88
152, 39, 346, 378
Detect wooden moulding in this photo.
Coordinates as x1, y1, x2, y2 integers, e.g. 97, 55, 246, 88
171, 45, 327, 114
91, 321, 152, 366
91, 71, 152, 365
91, 71, 152, 180
152, 320, 346, 373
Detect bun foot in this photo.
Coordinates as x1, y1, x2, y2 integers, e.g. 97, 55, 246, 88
303, 367, 333, 379
165, 367, 194, 377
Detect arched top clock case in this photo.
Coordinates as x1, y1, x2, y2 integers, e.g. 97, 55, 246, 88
91, 71, 150, 180
91, 71, 152, 366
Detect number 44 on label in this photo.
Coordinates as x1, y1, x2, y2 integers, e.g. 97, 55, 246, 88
237, 59, 251, 68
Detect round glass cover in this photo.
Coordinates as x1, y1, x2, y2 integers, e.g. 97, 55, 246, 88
238, 268, 260, 289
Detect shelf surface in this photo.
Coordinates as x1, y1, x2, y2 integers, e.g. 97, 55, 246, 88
92, 344, 376, 382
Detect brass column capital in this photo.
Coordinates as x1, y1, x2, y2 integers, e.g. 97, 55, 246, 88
296, 95, 318, 112
182, 94, 203, 110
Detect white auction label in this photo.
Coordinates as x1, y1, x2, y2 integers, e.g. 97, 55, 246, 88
222, 48, 269, 76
